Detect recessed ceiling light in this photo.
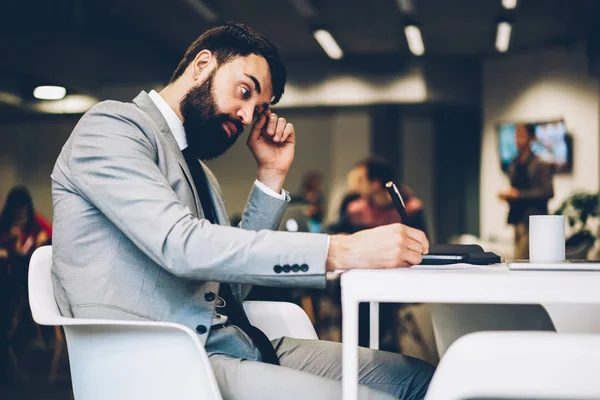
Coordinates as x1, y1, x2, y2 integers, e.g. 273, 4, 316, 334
404, 25, 425, 56
397, 0, 415, 13
32, 94, 97, 114
502, 0, 518, 10
289, 0, 318, 18
33, 86, 66, 100
182, 0, 218, 21
313, 29, 343, 60
495, 21, 512, 52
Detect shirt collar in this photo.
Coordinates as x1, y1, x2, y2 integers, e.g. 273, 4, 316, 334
148, 90, 187, 151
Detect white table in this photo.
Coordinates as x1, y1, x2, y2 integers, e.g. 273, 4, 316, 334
341, 265, 600, 400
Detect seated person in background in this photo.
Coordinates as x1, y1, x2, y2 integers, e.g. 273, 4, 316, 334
0, 186, 51, 340
51, 23, 432, 400
345, 157, 429, 352
327, 192, 361, 234
290, 171, 326, 232
0, 186, 51, 260
346, 157, 428, 235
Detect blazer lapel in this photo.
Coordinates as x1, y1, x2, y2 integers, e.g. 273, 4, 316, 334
132, 92, 240, 297
132, 91, 202, 216
200, 161, 230, 227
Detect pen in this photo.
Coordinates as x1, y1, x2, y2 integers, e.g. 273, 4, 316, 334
385, 181, 409, 223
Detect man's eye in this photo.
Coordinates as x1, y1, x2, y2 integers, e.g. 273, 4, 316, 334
241, 87, 251, 99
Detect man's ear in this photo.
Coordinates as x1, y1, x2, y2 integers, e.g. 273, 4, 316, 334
191, 50, 214, 81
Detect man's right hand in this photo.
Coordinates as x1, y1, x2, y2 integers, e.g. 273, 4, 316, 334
326, 223, 429, 271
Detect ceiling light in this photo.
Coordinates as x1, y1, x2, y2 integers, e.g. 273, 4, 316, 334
404, 25, 425, 56
495, 21, 512, 52
502, 0, 518, 9
0, 91, 23, 107
289, 0, 318, 18
32, 94, 98, 114
33, 85, 66, 100
182, 0, 218, 22
313, 29, 343, 60
396, 0, 415, 13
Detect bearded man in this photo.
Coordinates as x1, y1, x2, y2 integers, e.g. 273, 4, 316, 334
51, 23, 433, 400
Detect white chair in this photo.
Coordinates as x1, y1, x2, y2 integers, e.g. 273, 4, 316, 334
426, 331, 600, 400
430, 302, 600, 358
429, 303, 555, 357
28, 246, 317, 400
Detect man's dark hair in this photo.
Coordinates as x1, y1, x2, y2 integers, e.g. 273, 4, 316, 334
0, 185, 36, 235
169, 22, 287, 104
356, 157, 396, 188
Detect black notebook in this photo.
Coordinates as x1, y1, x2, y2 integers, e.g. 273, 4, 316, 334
421, 244, 501, 265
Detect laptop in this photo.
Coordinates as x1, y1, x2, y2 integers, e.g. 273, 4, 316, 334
278, 205, 311, 232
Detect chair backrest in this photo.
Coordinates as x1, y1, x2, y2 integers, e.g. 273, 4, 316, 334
244, 300, 318, 340
29, 245, 70, 326
426, 331, 600, 400
28, 246, 223, 400
429, 303, 555, 357
28, 247, 318, 400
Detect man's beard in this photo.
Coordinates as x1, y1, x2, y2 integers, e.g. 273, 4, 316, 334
180, 71, 244, 160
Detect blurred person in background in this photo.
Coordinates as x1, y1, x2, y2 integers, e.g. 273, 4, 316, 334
51, 23, 432, 400
327, 192, 361, 234
291, 171, 325, 232
0, 186, 52, 259
498, 124, 554, 259
344, 157, 428, 352
346, 157, 428, 235
0, 186, 51, 379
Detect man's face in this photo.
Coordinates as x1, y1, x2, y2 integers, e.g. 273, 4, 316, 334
347, 166, 378, 197
515, 124, 533, 154
180, 54, 274, 160
14, 206, 28, 225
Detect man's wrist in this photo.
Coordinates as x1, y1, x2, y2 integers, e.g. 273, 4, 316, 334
326, 235, 350, 272
256, 168, 287, 194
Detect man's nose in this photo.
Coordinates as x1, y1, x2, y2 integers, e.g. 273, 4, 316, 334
237, 106, 254, 126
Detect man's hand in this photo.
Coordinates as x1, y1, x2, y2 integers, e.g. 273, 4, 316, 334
247, 109, 295, 193
326, 224, 430, 271
498, 187, 520, 201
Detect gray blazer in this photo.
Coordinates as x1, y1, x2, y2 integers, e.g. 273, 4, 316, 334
50, 91, 328, 355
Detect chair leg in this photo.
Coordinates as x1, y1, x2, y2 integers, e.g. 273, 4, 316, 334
6, 303, 22, 341
300, 295, 317, 326
401, 308, 435, 362
7, 345, 22, 380
49, 326, 64, 383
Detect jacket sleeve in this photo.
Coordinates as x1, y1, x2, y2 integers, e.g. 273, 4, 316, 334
67, 103, 328, 289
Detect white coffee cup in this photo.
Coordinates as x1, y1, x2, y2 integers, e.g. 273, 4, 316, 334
529, 215, 565, 261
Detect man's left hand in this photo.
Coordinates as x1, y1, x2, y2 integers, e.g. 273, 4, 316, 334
247, 109, 295, 193
499, 187, 520, 200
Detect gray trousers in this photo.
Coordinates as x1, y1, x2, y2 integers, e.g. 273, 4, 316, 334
209, 337, 434, 400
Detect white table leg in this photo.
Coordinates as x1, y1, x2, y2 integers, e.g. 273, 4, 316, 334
369, 302, 379, 349
342, 296, 359, 400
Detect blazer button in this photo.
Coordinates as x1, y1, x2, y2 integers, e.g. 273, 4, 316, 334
282, 264, 291, 273
274, 265, 283, 273
196, 325, 207, 334
300, 264, 309, 272
292, 264, 300, 272
204, 291, 215, 302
